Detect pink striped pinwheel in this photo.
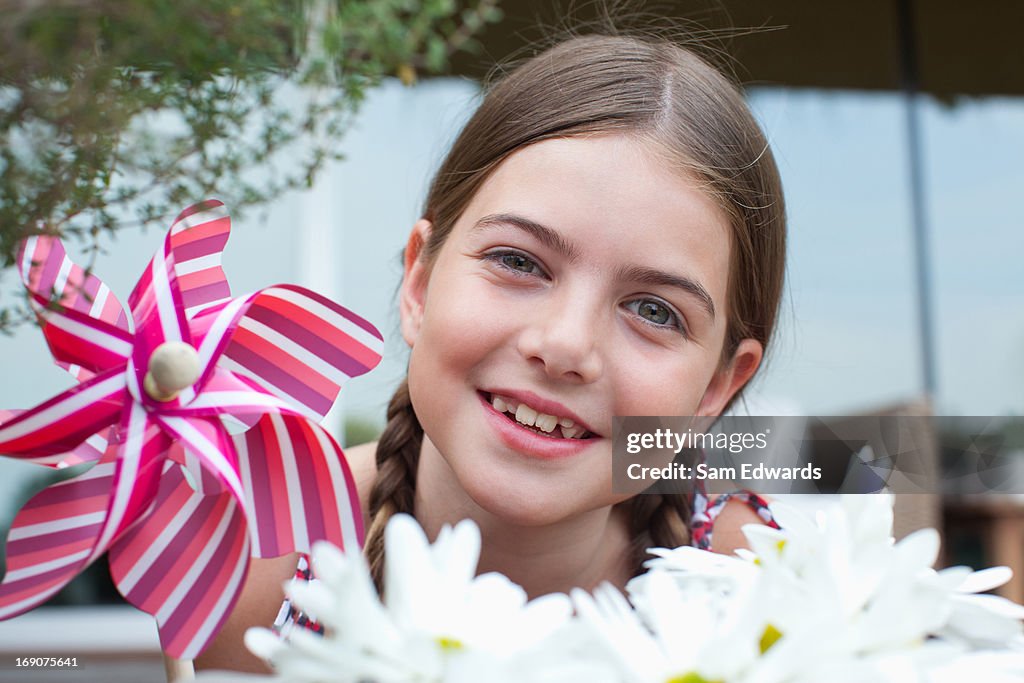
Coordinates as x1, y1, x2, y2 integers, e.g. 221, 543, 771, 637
0, 200, 383, 658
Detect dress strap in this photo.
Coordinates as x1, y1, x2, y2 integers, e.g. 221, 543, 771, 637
273, 553, 324, 637
690, 480, 780, 551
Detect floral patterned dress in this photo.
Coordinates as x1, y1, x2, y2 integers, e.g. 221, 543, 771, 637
272, 481, 780, 637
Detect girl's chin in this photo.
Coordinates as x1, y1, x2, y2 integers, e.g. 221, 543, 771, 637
454, 464, 617, 528
473, 496, 585, 528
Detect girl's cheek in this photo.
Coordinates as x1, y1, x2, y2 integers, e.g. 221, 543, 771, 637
420, 271, 512, 356
610, 360, 710, 417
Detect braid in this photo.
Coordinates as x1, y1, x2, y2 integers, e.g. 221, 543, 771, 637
626, 493, 692, 576
364, 379, 423, 592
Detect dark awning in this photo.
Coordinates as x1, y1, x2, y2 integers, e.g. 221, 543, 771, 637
449, 0, 1024, 99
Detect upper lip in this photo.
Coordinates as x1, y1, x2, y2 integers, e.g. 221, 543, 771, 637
482, 387, 602, 437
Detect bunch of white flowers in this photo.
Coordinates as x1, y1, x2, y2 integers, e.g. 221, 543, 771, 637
245, 514, 609, 683
246, 496, 1024, 683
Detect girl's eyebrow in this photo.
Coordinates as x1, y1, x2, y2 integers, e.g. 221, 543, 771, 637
472, 212, 716, 321
472, 213, 580, 262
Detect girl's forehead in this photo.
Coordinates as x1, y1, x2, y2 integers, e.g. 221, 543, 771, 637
451, 135, 733, 292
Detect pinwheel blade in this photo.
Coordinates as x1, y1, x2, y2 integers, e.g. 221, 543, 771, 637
0, 459, 117, 619
166, 200, 232, 317
128, 200, 234, 406
164, 367, 319, 426
0, 369, 126, 461
235, 413, 363, 558
218, 285, 383, 420
18, 236, 133, 380
0, 398, 169, 616
152, 414, 242, 501
17, 237, 133, 378
109, 463, 250, 659
0, 410, 107, 467
92, 403, 173, 549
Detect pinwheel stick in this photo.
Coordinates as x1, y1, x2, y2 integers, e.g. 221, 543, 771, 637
144, 341, 201, 401
164, 654, 196, 681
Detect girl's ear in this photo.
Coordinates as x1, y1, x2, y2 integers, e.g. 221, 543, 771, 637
399, 219, 433, 347
696, 339, 763, 417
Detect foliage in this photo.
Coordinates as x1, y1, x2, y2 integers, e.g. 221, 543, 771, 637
0, 0, 501, 330
343, 415, 383, 448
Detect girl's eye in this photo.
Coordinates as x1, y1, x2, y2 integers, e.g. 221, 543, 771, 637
625, 298, 686, 334
501, 253, 537, 273
485, 250, 546, 277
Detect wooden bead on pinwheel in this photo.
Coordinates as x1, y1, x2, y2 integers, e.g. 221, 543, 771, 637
143, 341, 201, 401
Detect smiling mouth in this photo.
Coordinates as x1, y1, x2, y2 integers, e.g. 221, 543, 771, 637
482, 392, 595, 440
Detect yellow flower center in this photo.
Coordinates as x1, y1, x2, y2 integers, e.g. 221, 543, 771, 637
435, 636, 464, 652
754, 539, 786, 566
665, 674, 723, 683
759, 623, 783, 653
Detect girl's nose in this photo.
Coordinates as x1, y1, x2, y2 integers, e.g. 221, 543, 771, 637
515, 294, 604, 384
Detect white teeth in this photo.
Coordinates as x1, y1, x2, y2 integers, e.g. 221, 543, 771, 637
515, 403, 538, 427
491, 393, 588, 438
534, 413, 559, 433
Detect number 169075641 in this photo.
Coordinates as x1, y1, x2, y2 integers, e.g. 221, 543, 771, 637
15, 657, 79, 667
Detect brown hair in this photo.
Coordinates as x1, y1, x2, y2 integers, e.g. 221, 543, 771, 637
365, 33, 786, 588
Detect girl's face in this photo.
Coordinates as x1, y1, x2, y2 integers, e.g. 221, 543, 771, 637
401, 135, 761, 526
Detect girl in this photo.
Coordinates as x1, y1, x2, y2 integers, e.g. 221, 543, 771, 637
197, 31, 785, 672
